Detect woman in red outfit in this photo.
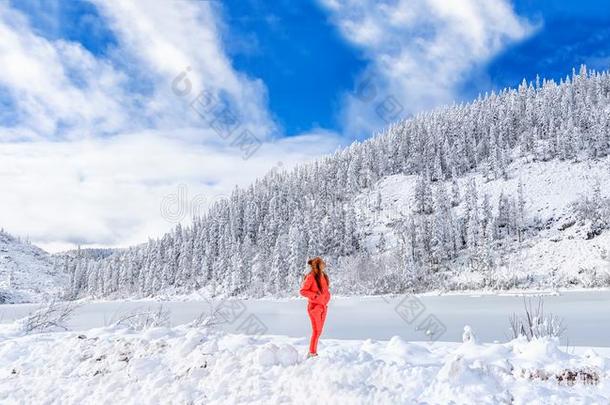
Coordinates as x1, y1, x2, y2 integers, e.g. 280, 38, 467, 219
299, 257, 331, 358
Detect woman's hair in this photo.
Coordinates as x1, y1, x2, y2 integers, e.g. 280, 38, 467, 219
306, 257, 329, 292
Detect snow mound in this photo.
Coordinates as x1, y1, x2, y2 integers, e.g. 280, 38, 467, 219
257, 342, 279, 366
256, 343, 299, 367
420, 353, 512, 404
1, 322, 609, 404
276, 344, 299, 366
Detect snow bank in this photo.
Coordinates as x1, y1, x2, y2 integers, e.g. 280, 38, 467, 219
1, 323, 609, 404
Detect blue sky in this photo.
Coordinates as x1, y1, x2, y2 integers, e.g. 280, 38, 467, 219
5, 0, 610, 139
231, 0, 610, 136
221, 0, 367, 135
0, 0, 609, 250
484, 0, 610, 94
223, 0, 610, 137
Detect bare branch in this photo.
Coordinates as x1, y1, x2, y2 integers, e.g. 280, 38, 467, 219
22, 300, 80, 334
114, 305, 171, 331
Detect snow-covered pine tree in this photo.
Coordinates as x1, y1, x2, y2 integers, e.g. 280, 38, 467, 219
62, 67, 610, 299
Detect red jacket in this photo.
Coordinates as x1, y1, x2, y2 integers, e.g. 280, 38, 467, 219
300, 272, 331, 306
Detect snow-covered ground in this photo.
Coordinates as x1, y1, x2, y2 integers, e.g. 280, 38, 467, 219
2, 291, 610, 347
1, 320, 609, 404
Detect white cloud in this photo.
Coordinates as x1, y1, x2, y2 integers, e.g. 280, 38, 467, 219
0, 1, 342, 251
0, 0, 278, 140
90, 0, 276, 138
319, 0, 536, 138
0, 0, 532, 251
0, 130, 342, 252
0, 2, 132, 139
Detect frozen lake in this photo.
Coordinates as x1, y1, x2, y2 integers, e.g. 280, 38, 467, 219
2, 290, 610, 346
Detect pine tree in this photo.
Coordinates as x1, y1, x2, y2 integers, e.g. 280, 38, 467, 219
63, 68, 610, 298
517, 179, 526, 242
450, 169, 461, 207
465, 179, 480, 265
377, 232, 386, 253
414, 172, 433, 214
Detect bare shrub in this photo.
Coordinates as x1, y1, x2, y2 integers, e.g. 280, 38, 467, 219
509, 297, 566, 341
193, 308, 219, 329
114, 305, 171, 330
23, 300, 80, 334
192, 296, 233, 329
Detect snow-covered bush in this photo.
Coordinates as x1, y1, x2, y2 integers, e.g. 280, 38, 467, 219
571, 182, 610, 239
334, 252, 441, 295
509, 297, 566, 341
114, 305, 171, 330
22, 300, 79, 334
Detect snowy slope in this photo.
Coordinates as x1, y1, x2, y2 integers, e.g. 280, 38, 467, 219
358, 156, 610, 291
1, 321, 609, 404
0, 230, 66, 303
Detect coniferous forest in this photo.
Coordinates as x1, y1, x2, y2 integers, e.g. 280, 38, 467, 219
61, 67, 610, 299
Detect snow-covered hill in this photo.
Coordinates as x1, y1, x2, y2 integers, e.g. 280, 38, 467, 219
355, 156, 610, 292
59, 66, 610, 300
0, 230, 65, 303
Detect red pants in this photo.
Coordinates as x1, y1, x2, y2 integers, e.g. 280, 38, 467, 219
307, 303, 327, 354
